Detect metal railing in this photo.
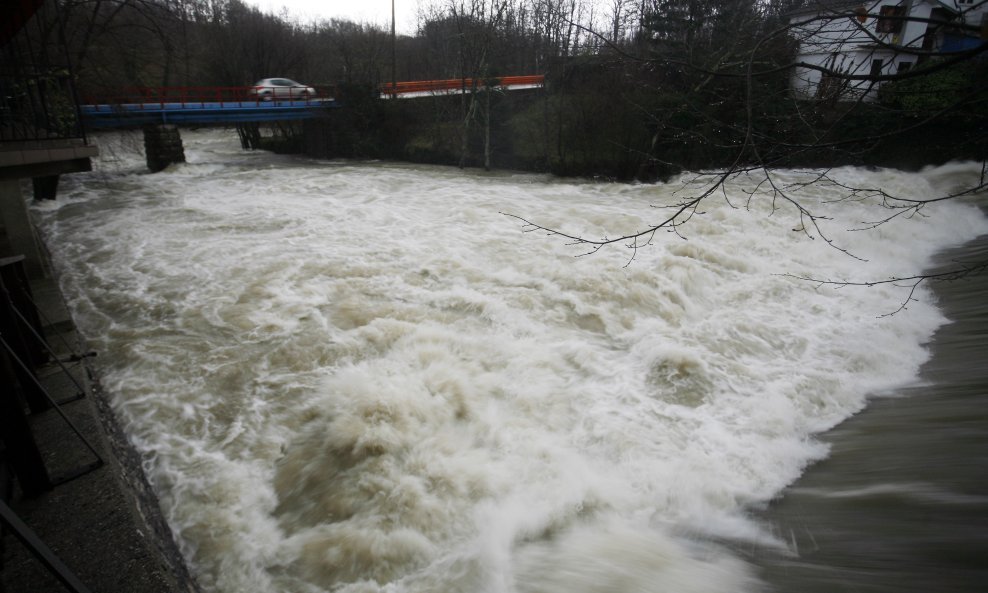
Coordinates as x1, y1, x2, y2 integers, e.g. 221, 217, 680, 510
0, 73, 86, 142
1, 0, 87, 144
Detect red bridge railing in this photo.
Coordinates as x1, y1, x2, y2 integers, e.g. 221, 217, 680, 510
380, 75, 544, 97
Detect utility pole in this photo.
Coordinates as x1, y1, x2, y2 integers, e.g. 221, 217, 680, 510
391, 0, 397, 97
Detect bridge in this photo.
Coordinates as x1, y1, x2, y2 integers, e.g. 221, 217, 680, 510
78, 75, 544, 172
81, 98, 336, 127
81, 76, 545, 128
80, 87, 337, 128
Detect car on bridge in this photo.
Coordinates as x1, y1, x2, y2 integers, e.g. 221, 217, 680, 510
250, 78, 316, 101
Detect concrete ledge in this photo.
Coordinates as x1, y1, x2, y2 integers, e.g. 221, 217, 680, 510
0, 142, 99, 180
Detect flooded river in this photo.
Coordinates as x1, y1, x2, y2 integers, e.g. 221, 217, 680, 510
34, 130, 988, 593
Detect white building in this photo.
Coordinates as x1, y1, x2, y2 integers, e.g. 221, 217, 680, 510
788, 0, 987, 101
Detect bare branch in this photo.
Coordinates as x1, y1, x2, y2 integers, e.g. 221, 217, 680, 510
783, 260, 988, 316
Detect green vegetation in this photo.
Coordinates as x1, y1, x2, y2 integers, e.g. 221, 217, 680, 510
880, 59, 988, 116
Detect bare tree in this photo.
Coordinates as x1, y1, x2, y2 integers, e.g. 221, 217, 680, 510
505, 0, 988, 308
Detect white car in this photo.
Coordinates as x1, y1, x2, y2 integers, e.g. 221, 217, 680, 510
250, 78, 315, 101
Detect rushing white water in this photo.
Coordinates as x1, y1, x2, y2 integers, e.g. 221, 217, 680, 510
34, 130, 988, 593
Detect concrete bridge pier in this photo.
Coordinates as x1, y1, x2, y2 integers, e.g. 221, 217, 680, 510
0, 181, 47, 278
32, 175, 59, 200
143, 124, 185, 172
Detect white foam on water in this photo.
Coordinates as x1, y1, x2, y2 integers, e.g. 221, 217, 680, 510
35, 130, 988, 593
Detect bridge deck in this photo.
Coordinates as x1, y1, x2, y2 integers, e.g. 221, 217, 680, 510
81, 99, 338, 127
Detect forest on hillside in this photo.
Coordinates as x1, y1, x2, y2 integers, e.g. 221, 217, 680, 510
46, 0, 795, 93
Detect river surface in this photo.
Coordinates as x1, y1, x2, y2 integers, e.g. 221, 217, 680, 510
34, 130, 988, 593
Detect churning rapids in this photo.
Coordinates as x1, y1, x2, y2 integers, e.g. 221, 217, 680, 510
33, 130, 988, 593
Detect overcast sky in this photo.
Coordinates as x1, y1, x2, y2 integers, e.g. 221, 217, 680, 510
242, 0, 423, 34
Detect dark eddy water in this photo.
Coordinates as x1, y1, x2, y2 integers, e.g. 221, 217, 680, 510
757, 234, 988, 593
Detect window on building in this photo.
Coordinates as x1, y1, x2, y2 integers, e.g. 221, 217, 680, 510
876, 5, 906, 34
870, 59, 885, 78
898, 61, 912, 72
